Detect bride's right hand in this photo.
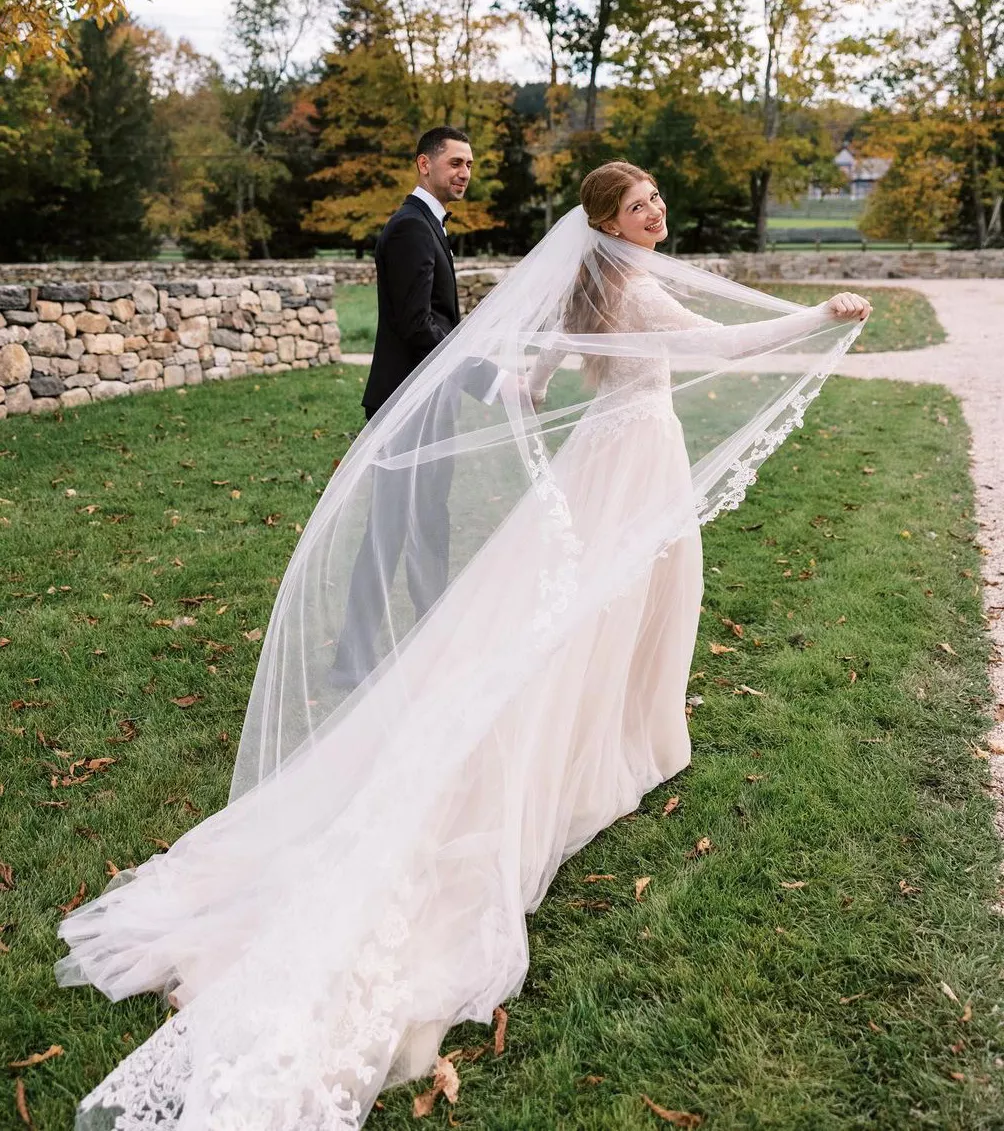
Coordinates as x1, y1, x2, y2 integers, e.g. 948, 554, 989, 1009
823, 292, 872, 321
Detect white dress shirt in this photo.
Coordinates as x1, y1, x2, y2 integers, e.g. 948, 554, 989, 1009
411, 185, 448, 228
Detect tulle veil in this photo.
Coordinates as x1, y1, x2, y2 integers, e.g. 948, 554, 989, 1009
54, 205, 864, 1131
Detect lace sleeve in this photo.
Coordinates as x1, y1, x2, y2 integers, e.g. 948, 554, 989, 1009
627, 275, 837, 361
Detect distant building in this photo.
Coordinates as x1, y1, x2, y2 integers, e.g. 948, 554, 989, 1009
808, 147, 891, 201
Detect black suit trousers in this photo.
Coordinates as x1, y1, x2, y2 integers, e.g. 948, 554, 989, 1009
332, 391, 458, 684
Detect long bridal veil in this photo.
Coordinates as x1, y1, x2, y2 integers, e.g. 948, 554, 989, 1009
56, 206, 864, 1131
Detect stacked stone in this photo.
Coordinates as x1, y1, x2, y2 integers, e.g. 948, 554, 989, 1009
0, 275, 340, 420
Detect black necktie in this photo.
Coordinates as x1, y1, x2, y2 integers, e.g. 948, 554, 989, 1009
442, 211, 452, 229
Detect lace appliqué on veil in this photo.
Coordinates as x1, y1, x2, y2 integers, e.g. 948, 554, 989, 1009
695, 335, 853, 526
77, 901, 414, 1131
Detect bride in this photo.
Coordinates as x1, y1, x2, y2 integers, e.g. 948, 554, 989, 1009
56, 161, 870, 1130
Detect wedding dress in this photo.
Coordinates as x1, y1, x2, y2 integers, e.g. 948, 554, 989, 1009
55, 209, 863, 1130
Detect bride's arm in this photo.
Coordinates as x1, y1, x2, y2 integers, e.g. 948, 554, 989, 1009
638, 280, 870, 359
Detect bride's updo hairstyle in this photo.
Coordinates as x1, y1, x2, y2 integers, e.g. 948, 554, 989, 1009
580, 161, 657, 233
565, 161, 657, 347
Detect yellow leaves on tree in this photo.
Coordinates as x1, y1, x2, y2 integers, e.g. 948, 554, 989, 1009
1, 0, 127, 70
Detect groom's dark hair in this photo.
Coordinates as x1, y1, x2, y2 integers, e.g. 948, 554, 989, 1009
416, 126, 470, 160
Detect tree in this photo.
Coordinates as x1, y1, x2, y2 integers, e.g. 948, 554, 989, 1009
0, 0, 125, 70
57, 18, 167, 259
0, 58, 94, 259
859, 117, 960, 241
866, 0, 1002, 247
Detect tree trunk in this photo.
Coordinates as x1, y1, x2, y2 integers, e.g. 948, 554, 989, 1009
583, 0, 613, 133
752, 169, 771, 253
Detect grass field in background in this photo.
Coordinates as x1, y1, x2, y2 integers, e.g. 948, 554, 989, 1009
1, 367, 1002, 1128
334, 282, 946, 357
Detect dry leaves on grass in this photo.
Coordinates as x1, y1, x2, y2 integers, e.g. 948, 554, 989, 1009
685, 837, 715, 860
14, 1078, 30, 1126
0, 863, 14, 891
57, 882, 86, 915
937, 642, 959, 656
733, 685, 766, 697
899, 879, 922, 896
170, 695, 203, 709
8, 1046, 63, 1069
583, 874, 616, 883
641, 1095, 703, 1126
709, 642, 736, 655
940, 981, 960, 1004
152, 617, 197, 630
493, 1005, 507, 1055
106, 719, 138, 745
780, 881, 806, 890
635, 876, 652, 902
662, 795, 681, 816
412, 1056, 460, 1118
720, 617, 743, 638
243, 628, 263, 642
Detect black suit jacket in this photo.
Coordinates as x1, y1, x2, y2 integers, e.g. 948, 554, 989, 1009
363, 194, 459, 415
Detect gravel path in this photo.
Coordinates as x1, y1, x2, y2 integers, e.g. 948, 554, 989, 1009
341, 278, 1004, 755
829, 280, 1004, 757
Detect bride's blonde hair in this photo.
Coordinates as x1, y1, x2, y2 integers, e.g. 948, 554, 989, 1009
564, 161, 657, 363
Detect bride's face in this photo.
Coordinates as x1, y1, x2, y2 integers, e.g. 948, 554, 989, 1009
603, 180, 668, 250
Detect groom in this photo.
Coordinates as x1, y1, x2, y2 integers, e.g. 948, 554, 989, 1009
333, 126, 491, 688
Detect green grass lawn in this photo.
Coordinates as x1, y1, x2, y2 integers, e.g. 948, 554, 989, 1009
334, 283, 945, 357
2, 369, 1002, 1129
755, 285, 946, 353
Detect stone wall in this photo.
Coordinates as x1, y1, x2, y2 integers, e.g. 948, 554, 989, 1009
1, 247, 1002, 288
0, 257, 518, 288
714, 247, 1004, 281
0, 275, 340, 420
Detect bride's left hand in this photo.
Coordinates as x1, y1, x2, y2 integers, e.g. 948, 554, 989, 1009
824, 292, 872, 321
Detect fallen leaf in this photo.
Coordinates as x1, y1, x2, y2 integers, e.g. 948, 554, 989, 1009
0, 863, 13, 891
949, 1071, 965, 1082
961, 1002, 973, 1023
106, 720, 138, 745
641, 1095, 703, 1126
230, 489, 241, 499
179, 594, 215, 606
14, 1078, 30, 1126
583, 874, 616, 883
951, 1039, 966, 1054
57, 881, 86, 915
745, 774, 764, 782
662, 795, 681, 816
862, 466, 875, 475
840, 992, 865, 1004
635, 876, 652, 902
8, 1045, 63, 1069
243, 628, 263, 642
0, 638, 10, 648
899, 879, 922, 896
781, 880, 806, 890
10, 700, 50, 711
170, 695, 202, 709
137, 592, 154, 607
149, 837, 171, 852
106, 861, 119, 877
937, 642, 958, 656
264, 513, 282, 526
685, 837, 715, 859
709, 642, 736, 655
493, 1005, 507, 1055
868, 1019, 884, 1033
940, 981, 960, 1004
720, 617, 744, 638
412, 1056, 461, 1117
733, 685, 766, 697
583, 1075, 605, 1085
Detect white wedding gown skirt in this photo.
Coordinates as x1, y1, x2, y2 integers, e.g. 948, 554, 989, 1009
56, 392, 703, 1130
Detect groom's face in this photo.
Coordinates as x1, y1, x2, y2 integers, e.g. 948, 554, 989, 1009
418, 141, 474, 205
